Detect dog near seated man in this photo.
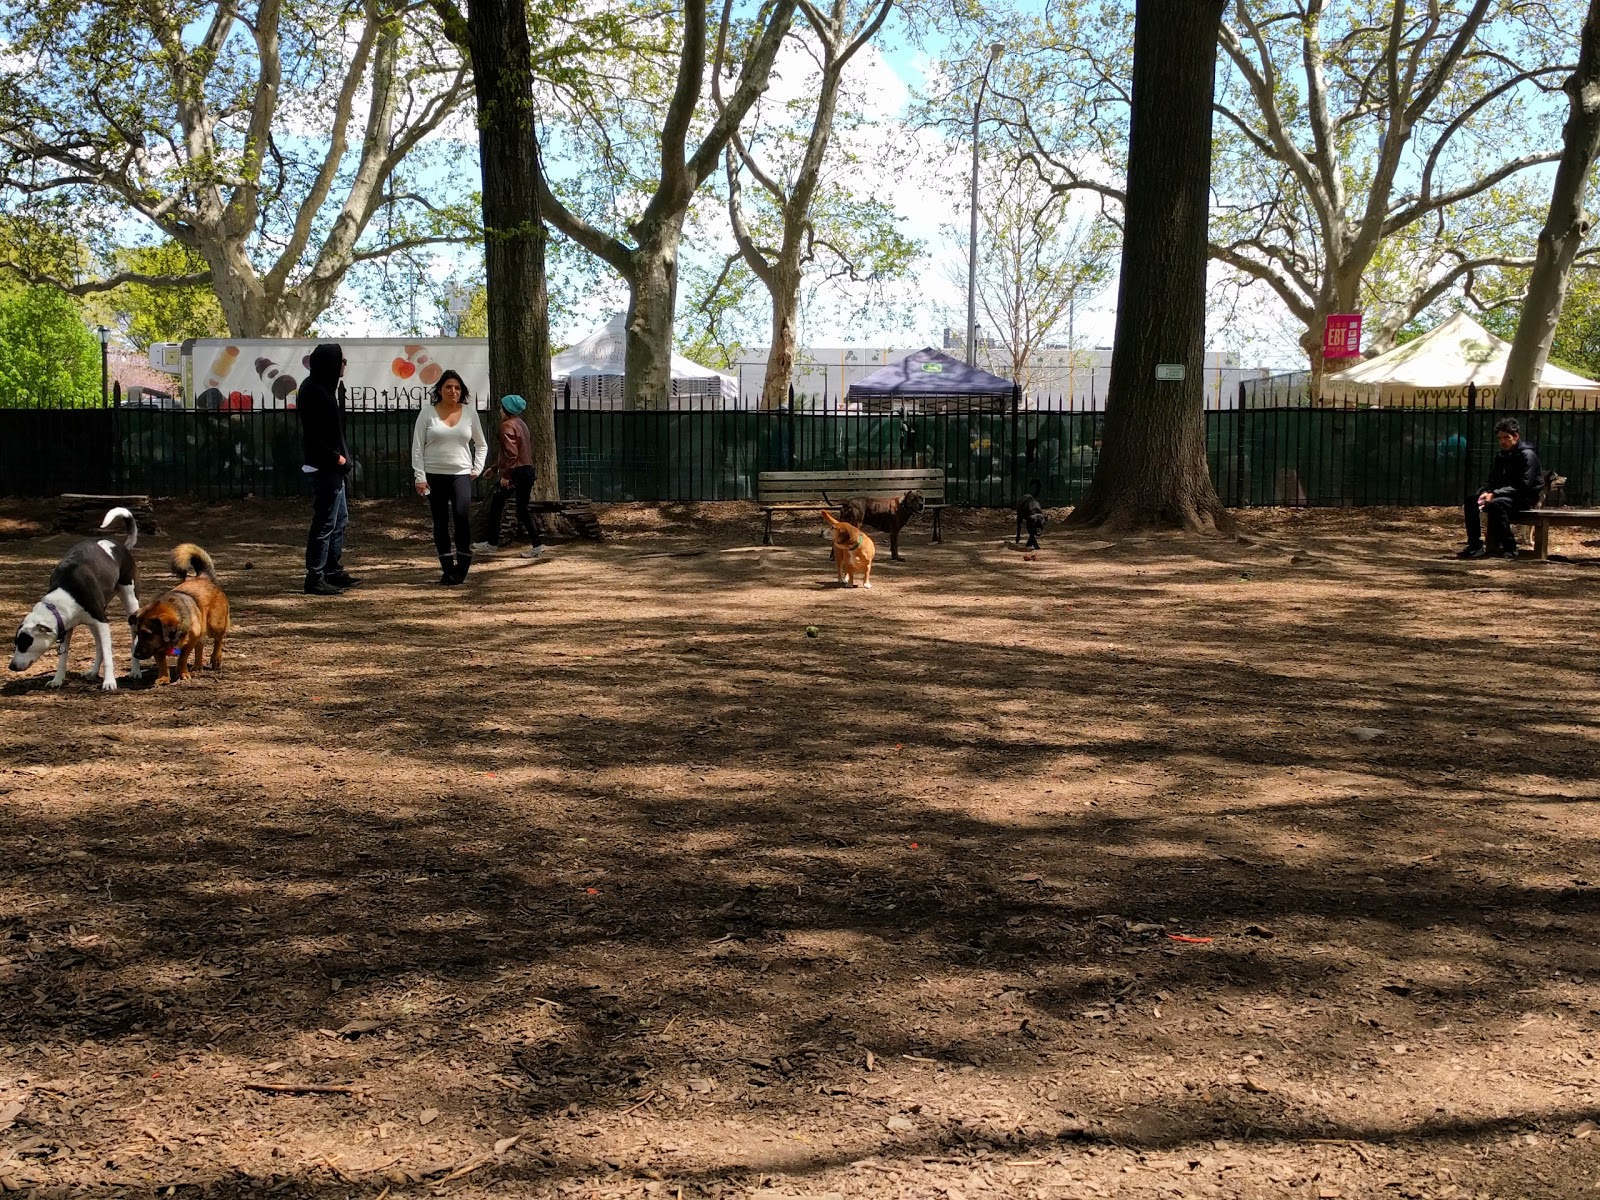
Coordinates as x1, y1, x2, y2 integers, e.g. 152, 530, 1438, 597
819, 510, 876, 588
824, 489, 924, 561
130, 544, 231, 684
9, 507, 142, 692
1015, 488, 1046, 550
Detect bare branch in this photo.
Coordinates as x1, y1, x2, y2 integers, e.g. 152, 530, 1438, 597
1385, 151, 1562, 234
1207, 241, 1315, 326
0, 263, 213, 295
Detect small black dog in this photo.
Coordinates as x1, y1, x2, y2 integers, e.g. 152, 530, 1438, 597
1015, 485, 1046, 550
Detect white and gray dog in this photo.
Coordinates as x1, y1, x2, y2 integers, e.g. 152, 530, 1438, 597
9, 507, 144, 692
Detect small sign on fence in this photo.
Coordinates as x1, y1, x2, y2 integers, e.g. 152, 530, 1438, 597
1324, 313, 1363, 359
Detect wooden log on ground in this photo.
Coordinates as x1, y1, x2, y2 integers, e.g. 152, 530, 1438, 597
550, 500, 602, 541
482, 493, 603, 544
55, 494, 159, 536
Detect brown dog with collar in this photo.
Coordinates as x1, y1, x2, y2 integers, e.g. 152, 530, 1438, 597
819, 510, 875, 587
130, 544, 230, 685
824, 489, 925, 561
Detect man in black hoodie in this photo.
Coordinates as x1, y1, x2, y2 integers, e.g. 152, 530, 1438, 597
297, 343, 357, 595
1458, 417, 1542, 560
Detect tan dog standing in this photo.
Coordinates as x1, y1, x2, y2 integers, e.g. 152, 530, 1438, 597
130, 544, 230, 684
819, 510, 875, 588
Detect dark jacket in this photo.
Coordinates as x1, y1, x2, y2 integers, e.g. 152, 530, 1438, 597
297, 343, 349, 473
1482, 440, 1542, 507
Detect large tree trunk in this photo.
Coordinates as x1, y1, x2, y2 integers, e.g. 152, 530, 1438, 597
199, 236, 369, 337
1068, 0, 1231, 534
1501, 0, 1600, 408
761, 255, 803, 410
624, 224, 682, 411
466, 0, 557, 497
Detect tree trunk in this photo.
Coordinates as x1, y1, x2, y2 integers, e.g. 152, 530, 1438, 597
761, 257, 803, 410
465, 0, 556, 498
624, 224, 682, 410
1501, 0, 1600, 408
1301, 321, 1330, 399
1068, 0, 1231, 534
200, 242, 377, 340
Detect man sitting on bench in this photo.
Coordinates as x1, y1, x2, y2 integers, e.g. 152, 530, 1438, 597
1458, 417, 1542, 561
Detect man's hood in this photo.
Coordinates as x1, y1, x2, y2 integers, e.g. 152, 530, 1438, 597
306, 343, 343, 387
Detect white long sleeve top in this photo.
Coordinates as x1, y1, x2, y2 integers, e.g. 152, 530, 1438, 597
411, 404, 488, 483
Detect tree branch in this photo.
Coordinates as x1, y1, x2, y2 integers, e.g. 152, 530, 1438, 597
1384, 151, 1562, 235
0, 262, 213, 294
262, 0, 383, 295
1207, 241, 1315, 326
723, 146, 777, 289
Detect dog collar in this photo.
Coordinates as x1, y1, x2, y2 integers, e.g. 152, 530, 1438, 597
41, 600, 65, 639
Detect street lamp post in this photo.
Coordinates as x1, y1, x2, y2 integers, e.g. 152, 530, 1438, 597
966, 41, 1005, 369
97, 325, 109, 406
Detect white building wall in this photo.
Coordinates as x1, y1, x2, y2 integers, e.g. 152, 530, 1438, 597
730, 345, 1275, 409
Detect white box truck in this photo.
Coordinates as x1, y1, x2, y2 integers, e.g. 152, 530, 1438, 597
158, 337, 493, 410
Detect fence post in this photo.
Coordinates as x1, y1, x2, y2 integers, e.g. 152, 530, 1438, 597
1464, 381, 1476, 501
110, 382, 124, 494
786, 383, 797, 469
1234, 381, 1246, 508
1010, 383, 1021, 502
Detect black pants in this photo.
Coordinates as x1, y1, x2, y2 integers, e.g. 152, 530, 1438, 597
426, 473, 474, 566
305, 469, 348, 578
485, 465, 540, 547
1464, 490, 1517, 551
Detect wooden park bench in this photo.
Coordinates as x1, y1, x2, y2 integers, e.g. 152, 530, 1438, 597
756, 467, 946, 546
1509, 507, 1600, 560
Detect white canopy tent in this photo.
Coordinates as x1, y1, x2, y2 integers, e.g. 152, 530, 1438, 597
551, 313, 741, 408
1322, 312, 1600, 408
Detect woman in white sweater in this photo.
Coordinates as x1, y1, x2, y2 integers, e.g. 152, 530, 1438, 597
411, 370, 488, 584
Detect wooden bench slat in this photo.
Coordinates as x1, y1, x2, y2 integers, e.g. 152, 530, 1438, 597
758, 473, 940, 483
760, 490, 946, 502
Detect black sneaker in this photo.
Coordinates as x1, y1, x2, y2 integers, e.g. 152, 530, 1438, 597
304, 575, 345, 595
1456, 545, 1488, 559
326, 569, 359, 588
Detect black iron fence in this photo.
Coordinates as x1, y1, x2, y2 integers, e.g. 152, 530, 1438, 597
1, 387, 1593, 508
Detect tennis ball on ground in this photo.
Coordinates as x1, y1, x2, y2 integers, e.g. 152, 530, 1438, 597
805, 625, 819, 638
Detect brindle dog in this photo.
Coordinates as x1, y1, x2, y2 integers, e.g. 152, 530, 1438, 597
824, 489, 925, 562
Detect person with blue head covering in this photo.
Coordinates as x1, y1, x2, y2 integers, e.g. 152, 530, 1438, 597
473, 394, 544, 560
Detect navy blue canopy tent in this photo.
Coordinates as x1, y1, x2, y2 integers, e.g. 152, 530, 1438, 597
846, 347, 1020, 412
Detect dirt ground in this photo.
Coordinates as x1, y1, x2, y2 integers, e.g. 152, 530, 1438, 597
3, 496, 1600, 1200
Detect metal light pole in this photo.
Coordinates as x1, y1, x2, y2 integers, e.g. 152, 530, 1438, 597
97, 325, 109, 406
965, 42, 1005, 368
